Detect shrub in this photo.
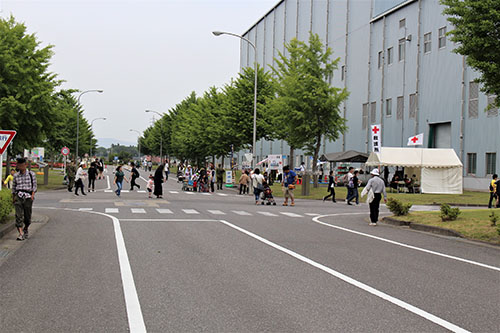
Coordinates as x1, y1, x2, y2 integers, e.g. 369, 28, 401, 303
490, 211, 498, 226
387, 198, 412, 216
440, 204, 461, 221
0, 189, 14, 223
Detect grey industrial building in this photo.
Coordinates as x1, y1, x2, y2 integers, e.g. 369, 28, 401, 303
238, 0, 499, 190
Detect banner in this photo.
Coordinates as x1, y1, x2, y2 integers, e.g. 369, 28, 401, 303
225, 170, 233, 184
408, 133, 424, 146
371, 124, 381, 153
267, 154, 283, 171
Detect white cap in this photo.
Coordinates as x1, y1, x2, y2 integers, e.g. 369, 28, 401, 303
370, 168, 380, 176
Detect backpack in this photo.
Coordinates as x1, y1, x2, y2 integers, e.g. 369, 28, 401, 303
342, 173, 349, 184
348, 178, 355, 188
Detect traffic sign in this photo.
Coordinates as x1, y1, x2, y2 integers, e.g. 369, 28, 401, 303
61, 146, 70, 156
0, 130, 16, 155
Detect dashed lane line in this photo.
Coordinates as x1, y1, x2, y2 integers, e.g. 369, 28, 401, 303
131, 208, 146, 214
105, 208, 119, 213
232, 210, 252, 216
156, 209, 173, 214
207, 210, 226, 215
280, 212, 303, 218
182, 209, 199, 214
258, 212, 279, 217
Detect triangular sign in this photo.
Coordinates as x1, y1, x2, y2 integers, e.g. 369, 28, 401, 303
0, 130, 17, 155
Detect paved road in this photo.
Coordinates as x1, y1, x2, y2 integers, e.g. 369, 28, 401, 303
0, 167, 499, 332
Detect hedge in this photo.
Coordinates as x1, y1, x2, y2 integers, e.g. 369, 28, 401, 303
0, 189, 14, 223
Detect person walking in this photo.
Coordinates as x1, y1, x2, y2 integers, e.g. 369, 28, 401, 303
147, 175, 154, 198
495, 176, 500, 208
4, 169, 15, 189
239, 170, 250, 195
154, 164, 164, 198
11, 158, 37, 241
66, 161, 76, 192
216, 164, 224, 190
488, 174, 498, 209
323, 170, 337, 203
344, 167, 354, 202
346, 170, 360, 205
74, 162, 87, 196
114, 165, 128, 197
164, 160, 170, 181
282, 165, 297, 206
88, 162, 97, 192
209, 163, 216, 192
251, 168, 265, 205
130, 162, 141, 191
361, 169, 387, 226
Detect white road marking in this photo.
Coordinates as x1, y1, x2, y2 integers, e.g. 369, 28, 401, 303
121, 190, 130, 193
156, 209, 173, 214
182, 209, 199, 214
105, 208, 119, 213
169, 191, 179, 194
105, 190, 113, 193
185, 192, 194, 195
218, 219, 470, 333
131, 208, 146, 214
232, 210, 252, 216
120, 218, 216, 222
207, 210, 226, 215
201, 193, 211, 196
137, 190, 146, 193
258, 212, 278, 217
78, 208, 93, 211
312, 214, 500, 272
217, 193, 228, 196
305, 213, 320, 216
106, 175, 111, 190
280, 212, 303, 218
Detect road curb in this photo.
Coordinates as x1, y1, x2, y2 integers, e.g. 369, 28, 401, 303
382, 216, 464, 238
0, 213, 49, 239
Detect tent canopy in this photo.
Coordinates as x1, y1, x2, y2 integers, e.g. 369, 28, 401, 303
365, 147, 462, 168
320, 150, 369, 163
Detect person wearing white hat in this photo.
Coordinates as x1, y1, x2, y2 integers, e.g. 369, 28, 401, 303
362, 168, 387, 226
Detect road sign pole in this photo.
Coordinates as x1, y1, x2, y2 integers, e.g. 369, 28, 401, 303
0, 154, 3, 191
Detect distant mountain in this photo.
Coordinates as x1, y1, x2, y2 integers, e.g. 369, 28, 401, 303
97, 138, 136, 148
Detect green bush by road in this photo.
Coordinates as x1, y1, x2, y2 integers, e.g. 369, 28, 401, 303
0, 189, 14, 223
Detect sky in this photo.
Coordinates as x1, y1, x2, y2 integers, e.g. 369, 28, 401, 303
1, 0, 278, 147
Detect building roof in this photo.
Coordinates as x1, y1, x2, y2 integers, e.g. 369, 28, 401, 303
242, 0, 285, 37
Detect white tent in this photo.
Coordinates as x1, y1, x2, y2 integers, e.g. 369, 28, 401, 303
366, 147, 463, 194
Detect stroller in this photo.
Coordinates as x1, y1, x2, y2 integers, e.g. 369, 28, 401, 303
261, 182, 276, 205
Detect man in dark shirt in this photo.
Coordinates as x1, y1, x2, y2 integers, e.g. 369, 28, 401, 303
11, 158, 37, 241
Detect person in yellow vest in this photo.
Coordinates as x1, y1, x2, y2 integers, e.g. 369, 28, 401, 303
489, 174, 498, 209
3, 169, 15, 189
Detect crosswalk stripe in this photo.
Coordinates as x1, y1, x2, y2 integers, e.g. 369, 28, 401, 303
169, 191, 179, 194
131, 208, 146, 214
185, 192, 194, 195
305, 213, 320, 216
121, 190, 130, 193
201, 193, 211, 196
104, 190, 113, 193
257, 211, 278, 217
182, 209, 199, 214
105, 208, 119, 213
78, 208, 93, 211
232, 210, 252, 216
156, 209, 173, 214
207, 210, 226, 215
217, 193, 228, 196
280, 212, 303, 218
137, 190, 146, 193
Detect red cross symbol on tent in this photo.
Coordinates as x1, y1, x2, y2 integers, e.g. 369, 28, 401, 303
372, 126, 380, 134
411, 136, 419, 143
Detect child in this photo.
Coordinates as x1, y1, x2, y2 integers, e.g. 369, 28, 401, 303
4, 169, 15, 189
261, 181, 276, 205
147, 175, 154, 198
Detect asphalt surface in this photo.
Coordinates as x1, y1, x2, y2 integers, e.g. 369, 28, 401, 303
0, 167, 499, 332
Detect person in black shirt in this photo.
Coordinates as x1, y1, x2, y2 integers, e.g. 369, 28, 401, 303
323, 170, 337, 203
130, 162, 141, 191
346, 170, 360, 205
88, 162, 97, 192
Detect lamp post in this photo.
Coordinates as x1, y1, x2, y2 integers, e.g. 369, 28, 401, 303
76, 89, 103, 161
145, 109, 164, 164
213, 30, 258, 167
130, 129, 141, 161
90, 117, 106, 157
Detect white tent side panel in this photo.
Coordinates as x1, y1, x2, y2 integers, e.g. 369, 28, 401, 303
421, 167, 463, 194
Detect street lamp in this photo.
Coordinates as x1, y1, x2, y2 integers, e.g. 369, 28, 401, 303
90, 117, 106, 157
76, 89, 103, 161
213, 30, 258, 167
130, 129, 141, 161
145, 109, 165, 164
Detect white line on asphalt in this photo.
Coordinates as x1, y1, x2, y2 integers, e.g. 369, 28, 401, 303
182, 209, 199, 214
201, 193, 211, 196
312, 214, 500, 272
105, 190, 113, 193
131, 208, 146, 214
218, 219, 470, 333
106, 175, 111, 190
78, 208, 93, 211
217, 193, 228, 196
36, 207, 146, 332
105, 208, 119, 213
120, 219, 217, 222
169, 191, 179, 194
185, 192, 194, 195
257, 212, 279, 217
207, 210, 226, 215
232, 210, 252, 216
121, 190, 130, 193
305, 213, 320, 216
137, 190, 146, 193
156, 209, 173, 214
280, 212, 303, 218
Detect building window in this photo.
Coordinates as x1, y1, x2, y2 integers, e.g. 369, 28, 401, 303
438, 26, 447, 48
468, 81, 479, 119
341, 65, 345, 81
397, 96, 404, 120
467, 153, 477, 175
424, 32, 432, 53
487, 95, 499, 117
362, 103, 368, 130
409, 93, 417, 118
387, 47, 393, 64
486, 153, 496, 175
370, 102, 376, 124
378, 51, 383, 69
386, 98, 392, 116
399, 18, 406, 29
398, 38, 406, 62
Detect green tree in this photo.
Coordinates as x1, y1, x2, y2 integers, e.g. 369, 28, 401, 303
271, 32, 348, 186
0, 16, 60, 156
441, 0, 500, 107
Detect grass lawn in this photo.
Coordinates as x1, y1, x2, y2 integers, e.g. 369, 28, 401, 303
391, 209, 500, 244
34, 168, 66, 191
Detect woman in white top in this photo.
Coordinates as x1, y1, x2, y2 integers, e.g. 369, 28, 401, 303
251, 168, 265, 205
